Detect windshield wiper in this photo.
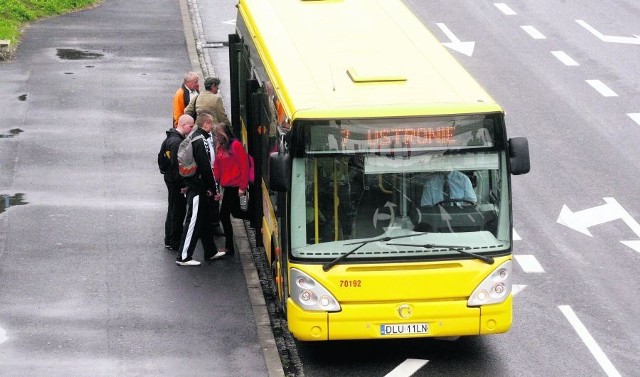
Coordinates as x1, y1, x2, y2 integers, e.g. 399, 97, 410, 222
387, 243, 494, 264
322, 232, 429, 271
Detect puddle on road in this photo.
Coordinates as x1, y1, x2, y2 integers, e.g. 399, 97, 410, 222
0, 128, 23, 139
56, 48, 104, 60
0, 193, 28, 214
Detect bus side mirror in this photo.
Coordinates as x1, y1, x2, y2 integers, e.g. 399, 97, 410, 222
509, 137, 530, 175
269, 152, 291, 192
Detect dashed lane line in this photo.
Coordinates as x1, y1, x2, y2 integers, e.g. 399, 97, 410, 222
514, 254, 545, 273
513, 228, 521, 240
521, 25, 546, 39
628, 113, 640, 126
586, 80, 618, 97
384, 359, 429, 377
494, 3, 516, 16
551, 51, 579, 66
0, 327, 7, 344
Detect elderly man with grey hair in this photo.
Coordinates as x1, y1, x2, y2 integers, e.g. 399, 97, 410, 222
173, 71, 199, 127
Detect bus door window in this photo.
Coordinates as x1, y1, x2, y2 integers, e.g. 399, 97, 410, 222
305, 156, 354, 243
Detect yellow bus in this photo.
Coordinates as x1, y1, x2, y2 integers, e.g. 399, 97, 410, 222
228, 0, 530, 341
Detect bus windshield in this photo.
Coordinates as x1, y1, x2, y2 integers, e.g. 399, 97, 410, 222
289, 115, 512, 261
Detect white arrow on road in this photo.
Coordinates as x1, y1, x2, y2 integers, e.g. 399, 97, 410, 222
557, 197, 640, 253
436, 23, 475, 56
576, 20, 640, 45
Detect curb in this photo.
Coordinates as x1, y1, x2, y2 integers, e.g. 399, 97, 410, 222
233, 218, 286, 377
178, 0, 201, 75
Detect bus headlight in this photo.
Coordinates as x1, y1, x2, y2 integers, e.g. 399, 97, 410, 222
468, 260, 512, 306
290, 268, 341, 312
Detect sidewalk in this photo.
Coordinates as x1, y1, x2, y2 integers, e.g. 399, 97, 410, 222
0, 0, 283, 375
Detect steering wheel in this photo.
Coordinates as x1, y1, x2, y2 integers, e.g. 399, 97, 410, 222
435, 199, 476, 206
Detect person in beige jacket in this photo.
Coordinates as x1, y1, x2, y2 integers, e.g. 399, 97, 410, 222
184, 76, 231, 128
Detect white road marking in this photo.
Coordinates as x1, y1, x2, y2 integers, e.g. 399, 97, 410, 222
628, 113, 640, 126
0, 327, 7, 344
513, 228, 521, 240
436, 23, 475, 57
586, 80, 618, 97
558, 197, 640, 253
559, 306, 621, 377
521, 25, 546, 39
513, 255, 545, 273
557, 197, 628, 237
385, 359, 429, 377
576, 19, 640, 45
494, 3, 516, 15
512, 284, 527, 296
551, 51, 579, 66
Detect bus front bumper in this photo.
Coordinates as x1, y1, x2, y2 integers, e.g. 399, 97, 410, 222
287, 295, 512, 341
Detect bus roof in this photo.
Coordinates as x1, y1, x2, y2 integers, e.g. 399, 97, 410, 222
237, 0, 503, 120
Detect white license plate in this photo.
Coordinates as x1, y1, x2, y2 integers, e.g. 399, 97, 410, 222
380, 323, 429, 336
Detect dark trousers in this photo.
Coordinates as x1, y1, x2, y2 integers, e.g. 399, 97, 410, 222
164, 181, 186, 248
177, 188, 217, 261
219, 186, 245, 252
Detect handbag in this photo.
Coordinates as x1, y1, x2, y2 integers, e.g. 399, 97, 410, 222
240, 190, 249, 212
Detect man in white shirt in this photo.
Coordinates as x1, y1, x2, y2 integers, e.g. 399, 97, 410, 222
421, 171, 477, 207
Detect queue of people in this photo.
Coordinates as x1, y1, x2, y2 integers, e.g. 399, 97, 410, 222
161, 73, 250, 266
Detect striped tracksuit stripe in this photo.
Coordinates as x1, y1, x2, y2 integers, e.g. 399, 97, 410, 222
180, 193, 200, 261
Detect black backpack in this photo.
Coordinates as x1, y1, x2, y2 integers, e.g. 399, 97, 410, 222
157, 138, 171, 174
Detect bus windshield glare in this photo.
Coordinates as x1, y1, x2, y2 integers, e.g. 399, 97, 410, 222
289, 115, 511, 261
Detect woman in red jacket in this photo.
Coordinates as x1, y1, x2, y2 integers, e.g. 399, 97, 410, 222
211, 123, 249, 258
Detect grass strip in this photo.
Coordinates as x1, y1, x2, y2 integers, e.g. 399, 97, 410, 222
0, 0, 101, 44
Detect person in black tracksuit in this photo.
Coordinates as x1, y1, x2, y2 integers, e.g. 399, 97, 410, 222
176, 113, 219, 266
163, 115, 194, 250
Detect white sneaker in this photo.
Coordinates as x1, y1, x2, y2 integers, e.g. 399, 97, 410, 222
176, 259, 201, 266
208, 251, 226, 260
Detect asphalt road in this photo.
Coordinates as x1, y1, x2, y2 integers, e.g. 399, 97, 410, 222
290, 0, 640, 376
3, 0, 639, 376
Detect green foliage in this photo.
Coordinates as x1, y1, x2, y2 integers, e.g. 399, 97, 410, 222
0, 0, 101, 44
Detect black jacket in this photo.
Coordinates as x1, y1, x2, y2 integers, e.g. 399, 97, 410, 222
163, 128, 186, 187
184, 128, 216, 192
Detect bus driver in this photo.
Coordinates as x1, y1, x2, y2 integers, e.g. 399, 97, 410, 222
420, 171, 477, 207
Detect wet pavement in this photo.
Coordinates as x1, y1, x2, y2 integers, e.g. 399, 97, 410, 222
0, 0, 282, 375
